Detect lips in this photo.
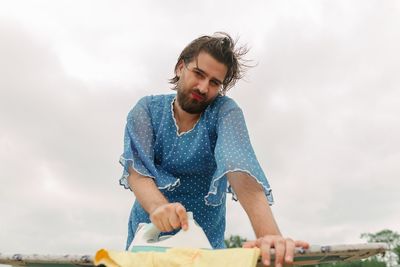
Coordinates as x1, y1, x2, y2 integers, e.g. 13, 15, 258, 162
191, 92, 205, 101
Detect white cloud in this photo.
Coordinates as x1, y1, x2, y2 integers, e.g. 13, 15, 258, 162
0, 0, 399, 260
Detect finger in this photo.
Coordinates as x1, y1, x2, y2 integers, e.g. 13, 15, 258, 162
274, 238, 286, 267
285, 238, 295, 264
152, 218, 165, 232
160, 217, 173, 232
175, 204, 188, 230
149, 207, 166, 230
260, 238, 271, 266
295, 240, 310, 249
168, 212, 181, 230
242, 240, 257, 248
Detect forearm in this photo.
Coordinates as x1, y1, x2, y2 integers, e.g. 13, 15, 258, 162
128, 167, 169, 214
243, 189, 281, 238
227, 172, 281, 238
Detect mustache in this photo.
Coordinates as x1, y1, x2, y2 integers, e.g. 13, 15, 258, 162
192, 89, 206, 98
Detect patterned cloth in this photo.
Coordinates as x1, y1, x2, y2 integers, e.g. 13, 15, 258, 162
95, 248, 260, 267
120, 94, 273, 249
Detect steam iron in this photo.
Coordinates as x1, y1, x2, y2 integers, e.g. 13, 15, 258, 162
128, 212, 212, 252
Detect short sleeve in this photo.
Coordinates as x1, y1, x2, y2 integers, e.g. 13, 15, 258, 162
119, 97, 180, 191
205, 99, 274, 206
119, 97, 156, 189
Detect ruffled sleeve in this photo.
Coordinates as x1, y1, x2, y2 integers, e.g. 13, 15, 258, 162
205, 99, 274, 206
119, 96, 179, 191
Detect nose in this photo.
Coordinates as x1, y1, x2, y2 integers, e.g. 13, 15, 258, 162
197, 79, 209, 94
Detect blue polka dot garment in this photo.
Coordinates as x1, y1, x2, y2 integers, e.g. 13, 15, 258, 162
119, 94, 274, 250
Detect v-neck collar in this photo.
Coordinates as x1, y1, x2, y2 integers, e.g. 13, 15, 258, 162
170, 96, 203, 137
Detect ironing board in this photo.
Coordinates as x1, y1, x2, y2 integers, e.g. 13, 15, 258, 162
0, 254, 93, 267
257, 243, 387, 266
0, 243, 387, 267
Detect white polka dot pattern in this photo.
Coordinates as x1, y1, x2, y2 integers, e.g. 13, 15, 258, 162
119, 94, 273, 249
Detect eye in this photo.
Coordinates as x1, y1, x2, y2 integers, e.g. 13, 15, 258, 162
193, 70, 205, 79
210, 80, 221, 87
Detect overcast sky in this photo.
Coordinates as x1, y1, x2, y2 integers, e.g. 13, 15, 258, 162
1, 0, 399, 258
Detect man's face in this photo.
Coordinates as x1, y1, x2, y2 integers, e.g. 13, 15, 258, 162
175, 51, 228, 114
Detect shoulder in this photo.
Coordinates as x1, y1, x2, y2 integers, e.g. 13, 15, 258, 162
136, 93, 175, 107
130, 93, 175, 111
203, 96, 243, 130
127, 94, 175, 120
207, 95, 241, 115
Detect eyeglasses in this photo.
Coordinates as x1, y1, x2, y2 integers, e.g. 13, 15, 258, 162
184, 62, 224, 94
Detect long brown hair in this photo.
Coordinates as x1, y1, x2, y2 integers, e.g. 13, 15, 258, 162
169, 32, 251, 95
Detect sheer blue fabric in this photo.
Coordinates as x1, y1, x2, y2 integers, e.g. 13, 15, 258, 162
120, 94, 274, 249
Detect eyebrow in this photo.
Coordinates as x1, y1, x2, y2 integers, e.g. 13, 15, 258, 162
193, 66, 223, 85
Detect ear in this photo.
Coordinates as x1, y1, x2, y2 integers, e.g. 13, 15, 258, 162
176, 60, 185, 77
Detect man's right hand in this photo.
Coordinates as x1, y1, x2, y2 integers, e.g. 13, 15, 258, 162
149, 202, 189, 232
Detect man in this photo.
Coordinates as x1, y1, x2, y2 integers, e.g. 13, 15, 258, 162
119, 32, 308, 266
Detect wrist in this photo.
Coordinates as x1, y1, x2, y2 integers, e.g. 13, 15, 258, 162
148, 201, 169, 215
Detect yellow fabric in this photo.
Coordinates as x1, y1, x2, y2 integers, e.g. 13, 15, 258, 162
95, 247, 260, 267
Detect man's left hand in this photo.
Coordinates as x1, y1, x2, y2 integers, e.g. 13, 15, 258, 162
242, 235, 309, 267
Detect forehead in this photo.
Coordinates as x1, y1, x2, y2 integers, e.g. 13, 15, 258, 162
190, 51, 228, 82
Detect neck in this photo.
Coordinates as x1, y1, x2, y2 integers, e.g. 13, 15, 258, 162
173, 98, 201, 123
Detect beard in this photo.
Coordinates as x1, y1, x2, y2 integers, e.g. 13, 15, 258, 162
176, 86, 214, 114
